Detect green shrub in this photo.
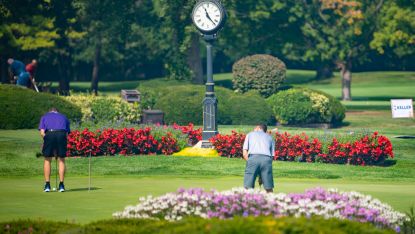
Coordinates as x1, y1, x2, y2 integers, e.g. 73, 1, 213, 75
65, 94, 141, 124
226, 91, 274, 125
154, 85, 272, 125
1, 216, 394, 233
232, 54, 286, 98
267, 87, 345, 125
0, 84, 82, 129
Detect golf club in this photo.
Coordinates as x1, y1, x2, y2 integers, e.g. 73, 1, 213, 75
31, 77, 39, 92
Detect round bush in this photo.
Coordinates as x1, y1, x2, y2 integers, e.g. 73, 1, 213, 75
0, 84, 82, 129
232, 54, 286, 98
267, 87, 345, 125
154, 85, 273, 125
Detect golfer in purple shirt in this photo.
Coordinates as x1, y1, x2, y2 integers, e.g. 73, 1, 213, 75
38, 107, 70, 192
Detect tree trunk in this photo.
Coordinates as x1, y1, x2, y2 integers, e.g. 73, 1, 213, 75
0, 56, 9, 84
91, 41, 101, 96
58, 55, 70, 95
339, 61, 352, 101
315, 63, 334, 80
187, 34, 204, 84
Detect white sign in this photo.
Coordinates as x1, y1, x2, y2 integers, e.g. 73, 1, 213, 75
391, 99, 414, 118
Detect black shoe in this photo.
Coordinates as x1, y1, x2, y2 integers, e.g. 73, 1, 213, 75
58, 182, 65, 192
44, 182, 51, 192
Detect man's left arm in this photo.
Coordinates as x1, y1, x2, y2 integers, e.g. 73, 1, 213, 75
271, 136, 275, 158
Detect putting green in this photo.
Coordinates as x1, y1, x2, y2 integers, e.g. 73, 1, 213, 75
0, 176, 414, 224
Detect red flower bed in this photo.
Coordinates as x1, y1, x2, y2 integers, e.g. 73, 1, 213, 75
274, 132, 323, 162
172, 123, 202, 146
210, 131, 246, 158
210, 131, 394, 166
67, 127, 185, 156
323, 132, 394, 165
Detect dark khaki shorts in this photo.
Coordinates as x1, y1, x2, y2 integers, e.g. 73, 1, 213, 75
244, 154, 274, 189
42, 131, 67, 158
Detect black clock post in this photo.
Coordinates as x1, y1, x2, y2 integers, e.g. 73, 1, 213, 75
201, 34, 218, 147
191, 0, 226, 148
192, 0, 226, 148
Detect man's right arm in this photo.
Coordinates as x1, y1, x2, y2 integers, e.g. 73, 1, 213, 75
40, 129, 45, 138
243, 150, 249, 161
38, 116, 45, 138
242, 133, 249, 161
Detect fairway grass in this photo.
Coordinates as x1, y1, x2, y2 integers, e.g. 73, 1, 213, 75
2, 70, 414, 224
0, 176, 414, 223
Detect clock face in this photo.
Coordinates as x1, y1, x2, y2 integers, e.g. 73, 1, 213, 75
192, 1, 223, 33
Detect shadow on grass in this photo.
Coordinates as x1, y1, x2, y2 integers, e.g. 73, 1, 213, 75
347, 96, 415, 101
67, 187, 102, 192
382, 160, 397, 167
344, 106, 390, 111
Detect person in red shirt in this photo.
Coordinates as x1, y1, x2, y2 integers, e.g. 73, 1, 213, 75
26, 59, 37, 78
25, 59, 39, 91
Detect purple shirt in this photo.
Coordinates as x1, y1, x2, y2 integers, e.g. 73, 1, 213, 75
38, 112, 70, 133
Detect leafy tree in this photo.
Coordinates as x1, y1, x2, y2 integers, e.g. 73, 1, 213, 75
370, 0, 415, 58
44, 0, 83, 95
218, 0, 292, 67
0, 0, 57, 83
153, 0, 204, 83
281, 0, 384, 100
73, 0, 135, 95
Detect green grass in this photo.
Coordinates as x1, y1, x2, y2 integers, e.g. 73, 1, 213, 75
4, 70, 415, 224
1, 176, 414, 223
0, 127, 414, 223
1, 129, 414, 181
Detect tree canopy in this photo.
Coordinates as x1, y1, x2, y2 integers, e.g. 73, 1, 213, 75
0, 0, 414, 97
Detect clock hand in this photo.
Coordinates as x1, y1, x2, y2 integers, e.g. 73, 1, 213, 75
203, 7, 216, 26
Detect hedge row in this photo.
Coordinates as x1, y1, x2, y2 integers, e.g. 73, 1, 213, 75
0, 85, 82, 129
1, 216, 395, 234
153, 85, 273, 125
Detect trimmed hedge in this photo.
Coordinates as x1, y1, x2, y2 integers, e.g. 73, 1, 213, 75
266, 87, 345, 125
0, 84, 82, 129
1, 216, 394, 233
154, 86, 273, 125
232, 54, 286, 98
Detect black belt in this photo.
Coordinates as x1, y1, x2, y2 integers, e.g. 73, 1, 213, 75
46, 129, 66, 132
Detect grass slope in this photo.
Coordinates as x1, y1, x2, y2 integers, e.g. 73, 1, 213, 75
0, 176, 414, 223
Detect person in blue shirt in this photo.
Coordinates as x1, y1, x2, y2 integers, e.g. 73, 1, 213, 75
243, 124, 275, 193
39, 107, 71, 192
7, 58, 31, 87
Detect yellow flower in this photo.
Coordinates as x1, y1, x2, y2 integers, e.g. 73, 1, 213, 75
173, 147, 219, 157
